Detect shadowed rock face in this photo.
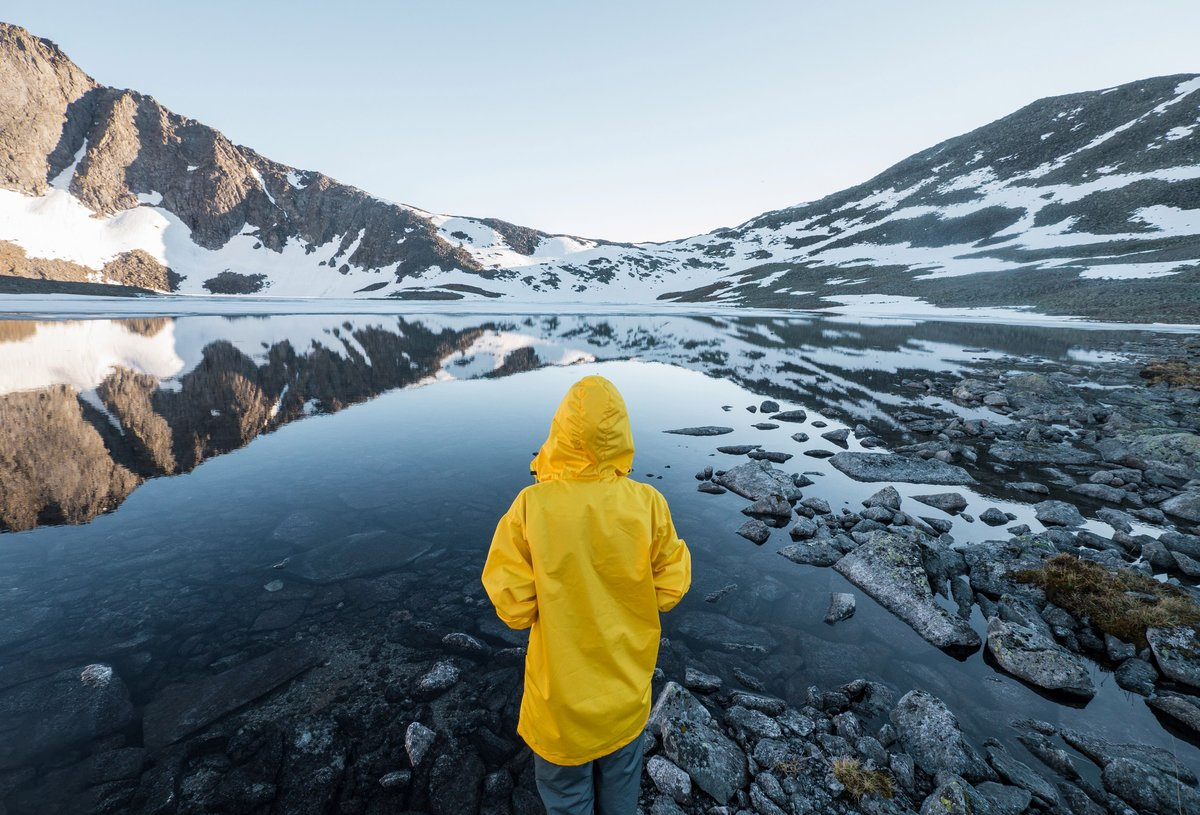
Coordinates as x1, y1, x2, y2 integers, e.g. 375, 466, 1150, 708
0, 318, 486, 531
0, 22, 481, 289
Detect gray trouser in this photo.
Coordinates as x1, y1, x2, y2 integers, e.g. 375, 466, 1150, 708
533, 735, 643, 815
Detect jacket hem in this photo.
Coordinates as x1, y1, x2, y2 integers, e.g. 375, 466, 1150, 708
519, 714, 648, 767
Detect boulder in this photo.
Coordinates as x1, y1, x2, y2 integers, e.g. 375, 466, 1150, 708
834, 534, 981, 650
892, 690, 992, 782
646, 755, 691, 804
1034, 501, 1085, 528
913, 492, 968, 515
830, 453, 974, 485
736, 519, 771, 544
863, 486, 902, 510
648, 682, 747, 804
1102, 757, 1200, 815
712, 460, 801, 502
1161, 491, 1200, 523
985, 617, 1095, 699
1147, 626, 1200, 689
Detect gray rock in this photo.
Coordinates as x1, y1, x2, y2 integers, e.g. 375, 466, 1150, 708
824, 593, 856, 624
891, 690, 992, 783
1162, 491, 1200, 523
1146, 626, 1200, 689
975, 782, 1032, 815
913, 492, 968, 515
771, 410, 808, 422
695, 465, 714, 480
405, 722, 436, 767
729, 692, 787, 716
830, 453, 975, 485
698, 482, 728, 495
1115, 658, 1158, 695
1147, 693, 1200, 738
725, 706, 783, 740
713, 460, 801, 502
750, 781, 788, 815
985, 743, 1060, 806
821, 428, 850, 446
648, 682, 748, 804
760, 400, 780, 413
415, 660, 461, 697
834, 534, 981, 650
1034, 500, 1085, 528
753, 422, 780, 430
919, 776, 997, 815
1102, 757, 1200, 815
791, 432, 810, 443
747, 450, 793, 463
979, 508, 1009, 526
990, 441, 1096, 465
379, 770, 411, 789
1071, 483, 1126, 503
863, 486, 902, 510
1007, 481, 1049, 495
743, 495, 793, 520
717, 445, 761, 455
676, 612, 778, 653
801, 497, 832, 515
429, 748, 484, 815
1097, 507, 1135, 532
442, 632, 490, 658
684, 667, 722, 693
141, 646, 315, 751
646, 755, 691, 804
778, 541, 843, 567
1059, 728, 1196, 783
776, 709, 815, 738
985, 617, 1095, 699
789, 517, 818, 540
664, 426, 735, 436
737, 519, 772, 545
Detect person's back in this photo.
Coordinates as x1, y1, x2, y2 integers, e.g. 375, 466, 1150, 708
482, 375, 691, 814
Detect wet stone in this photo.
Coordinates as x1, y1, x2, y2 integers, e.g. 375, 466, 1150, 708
820, 428, 850, 446
716, 444, 760, 455
752, 422, 780, 430
778, 541, 842, 567
771, 410, 808, 423
1115, 658, 1157, 696
1034, 500, 1086, 528
737, 519, 771, 544
1146, 693, 1200, 738
742, 495, 793, 520
824, 592, 856, 624
747, 449, 793, 463
1007, 481, 1050, 495
1146, 626, 1200, 689
698, 482, 727, 495
414, 660, 461, 697
979, 508, 1009, 526
405, 721, 436, 767
913, 492, 968, 515
791, 432, 809, 443
831, 452, 975, 485
803, 449, 835, 459
713, 460, 801, 501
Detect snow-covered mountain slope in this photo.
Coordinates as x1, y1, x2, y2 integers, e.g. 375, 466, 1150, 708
0, 21, 1197, 319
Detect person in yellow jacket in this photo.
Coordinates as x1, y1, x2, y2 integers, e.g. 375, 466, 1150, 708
481, 374, 692, 815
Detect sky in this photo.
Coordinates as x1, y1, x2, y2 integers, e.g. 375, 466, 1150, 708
5, 1, 1199, 243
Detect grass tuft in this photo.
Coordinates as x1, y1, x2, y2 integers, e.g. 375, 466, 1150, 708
831, 756, 894, 801
1013, 554, 1200, 648
1141, 347, 1200, 389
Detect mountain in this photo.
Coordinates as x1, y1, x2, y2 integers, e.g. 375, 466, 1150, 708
0, 21, 1197, 319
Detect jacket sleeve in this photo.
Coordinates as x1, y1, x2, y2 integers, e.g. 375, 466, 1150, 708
650, 491, 691, 612
481, 491, 538, 629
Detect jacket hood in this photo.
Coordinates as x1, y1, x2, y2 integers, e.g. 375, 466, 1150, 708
531, 375, 634, 482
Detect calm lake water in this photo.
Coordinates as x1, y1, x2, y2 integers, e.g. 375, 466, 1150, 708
1, 310, 1197, 809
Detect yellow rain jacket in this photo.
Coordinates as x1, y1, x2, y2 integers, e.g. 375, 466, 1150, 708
481, 375, 692, 765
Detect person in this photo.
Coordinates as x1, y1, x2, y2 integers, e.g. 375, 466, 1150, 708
481, 375, 692, 815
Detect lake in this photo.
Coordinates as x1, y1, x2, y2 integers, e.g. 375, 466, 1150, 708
1, 309, 1197, 814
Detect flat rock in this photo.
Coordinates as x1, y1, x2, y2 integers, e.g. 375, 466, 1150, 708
778, 541, 842, 567
283, 530, 432, 583
824, 592, 856, 624
1147, 693, 1200, 738
891, 689, 992, 783
831, 452, 975, 485
0, 664, 133, 770
752, 422, 780, 430
697, 482, 727, 495
648, 682, 747, 804
683, 667, 722, 693
1161, 491, 1200, 523
736, 519, 771, 545
142, 646, 316, 750
1070, 483, 1126, 504
1102, 757, 1200, 815
834, 534, 981, 651
990, 441, 1096, 465
712, 460, 801, 502
1007, 481, 1049, 495
675, 612, 778, 653
1147, 626, 1200, 689
1034, 500, 1085, 528
803, 449, 835, 459
985, 743, 1061, 807
746, 449, 792, 463
742, 495, 792, 520
1115, 657, 1158, 696
913, 492, 968, 514
716, 445, 760, 454
664, 426, 734, 437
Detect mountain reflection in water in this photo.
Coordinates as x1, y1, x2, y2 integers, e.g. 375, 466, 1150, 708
0, 313, 1176, 532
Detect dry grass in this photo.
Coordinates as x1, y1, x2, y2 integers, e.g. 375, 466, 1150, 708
1141, 347, 1200, 389
1013, 554, 1200, 648
831, 756, 894, 801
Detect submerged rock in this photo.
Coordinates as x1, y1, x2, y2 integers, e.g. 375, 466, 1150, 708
736, 519, 771, 545
675, 611, 778, 653
830, 452, 975, 485
834, 534, 981, 650
778, 541, 842, 567
990, 441, 1097, 465
283, 530, 431, 583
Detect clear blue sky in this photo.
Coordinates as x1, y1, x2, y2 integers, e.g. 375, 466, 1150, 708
6, 1, 1198, 242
